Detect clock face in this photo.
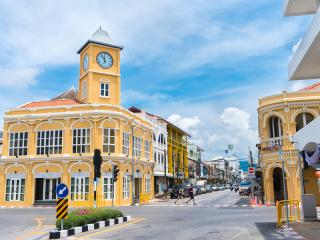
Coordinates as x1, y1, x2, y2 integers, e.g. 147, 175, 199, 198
83, 54, 89, 71
96, 52, 113, 69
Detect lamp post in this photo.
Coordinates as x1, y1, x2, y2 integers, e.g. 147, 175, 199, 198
278, 149, 290, 227
164, 149, 167, 198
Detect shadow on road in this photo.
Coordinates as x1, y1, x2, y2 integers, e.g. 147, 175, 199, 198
255, 222, 290, 240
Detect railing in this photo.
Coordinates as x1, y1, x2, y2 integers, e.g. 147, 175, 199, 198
276, 200, 300, 227
261, 136, 290, 151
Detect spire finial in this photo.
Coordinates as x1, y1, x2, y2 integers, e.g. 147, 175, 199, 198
99, 25, 102, 29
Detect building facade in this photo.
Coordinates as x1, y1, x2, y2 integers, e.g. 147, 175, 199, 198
258, 87, 320, 205
167, 123, 189, 185
128, 107, 170, 196
0, 28, 154, 207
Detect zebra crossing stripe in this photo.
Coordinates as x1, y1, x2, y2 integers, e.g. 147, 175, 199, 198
56, 198, 68, 220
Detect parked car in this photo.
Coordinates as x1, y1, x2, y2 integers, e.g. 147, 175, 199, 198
206, 184, 213, 192
170, 184, 190, 199
194, 185, 201, 195
218, 185, 224, 191
212, 185, 219, 191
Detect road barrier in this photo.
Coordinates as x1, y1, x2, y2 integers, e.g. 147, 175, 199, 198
276, 200, 300, 227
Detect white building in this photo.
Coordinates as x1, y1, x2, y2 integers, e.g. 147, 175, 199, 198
284, 0, 320, 80
129, 107, 170, 196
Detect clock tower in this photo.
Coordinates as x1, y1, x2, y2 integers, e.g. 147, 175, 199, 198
77, 28, 123, 105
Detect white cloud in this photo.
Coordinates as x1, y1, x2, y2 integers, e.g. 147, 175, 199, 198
0, 67, 39, 88
220, 107, 250, 130
167, 114, 202, 132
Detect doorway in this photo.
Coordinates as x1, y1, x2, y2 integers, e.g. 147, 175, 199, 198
134, 178, 141, 200
35, 178, 60, 203
273, 167, 285, 202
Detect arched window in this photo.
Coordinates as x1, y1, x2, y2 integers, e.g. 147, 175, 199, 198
295, 112, 314, 132
269, 116, 282, 138
153, 133, 156, 142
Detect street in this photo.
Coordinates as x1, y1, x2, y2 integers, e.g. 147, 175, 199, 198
0, 190, 298, 240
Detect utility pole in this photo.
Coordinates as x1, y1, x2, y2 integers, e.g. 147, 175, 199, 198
164, 149, 167, 198
249, 147, 254, 199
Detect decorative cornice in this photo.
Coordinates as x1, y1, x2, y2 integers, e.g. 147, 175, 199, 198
259, 101, 320, 113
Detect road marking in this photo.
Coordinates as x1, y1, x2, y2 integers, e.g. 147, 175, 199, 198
77, 217, 145, 239
16, 218, 44, 240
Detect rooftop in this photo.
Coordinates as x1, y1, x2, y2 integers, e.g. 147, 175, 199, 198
77, 27, 123, 53
19, 99, 81, 108
299, 82, 320, 91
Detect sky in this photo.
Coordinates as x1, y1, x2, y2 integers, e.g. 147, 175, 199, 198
0, 0, 316, 160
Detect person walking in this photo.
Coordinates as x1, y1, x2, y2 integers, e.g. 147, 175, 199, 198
185, 185, 196, 205
175, 187, 184, 205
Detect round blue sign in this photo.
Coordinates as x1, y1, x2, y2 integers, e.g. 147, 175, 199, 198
56, 183, 69, 199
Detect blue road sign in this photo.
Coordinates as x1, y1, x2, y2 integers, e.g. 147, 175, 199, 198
56, 183, 69, 199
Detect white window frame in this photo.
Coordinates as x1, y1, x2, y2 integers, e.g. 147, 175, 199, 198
70, 176, 89, 201
133, 136, 142, 158
100, 81, 109, 98
81, 80, 87, 99
36, 130, 63, 155
123, 175, 130, 199
72, 128, 91, 153
145, 177, 151, 194
122, 132, 130, 155
103, 175, 115, 200
269, 117, 282, 138
103, 128, 116, 153
9, 132, 28, 156
5, 178, 25, 201
144, 140, 150, 160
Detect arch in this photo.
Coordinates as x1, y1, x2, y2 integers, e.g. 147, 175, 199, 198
120, 163, 132, 173
68, 161, 92, 173
32, 162, 63, 174
265, 162, 290, 179
8, 122, 30, 132
133, 127, 143, 137
70, 118, 93, 129
35, 120, 65, 131
134, 165, 144, 173
5, 164, 27, 174
290, 108, 319, 123
99, 117, 119, 129
122, 121, 131, 132
262, 111, 286, 128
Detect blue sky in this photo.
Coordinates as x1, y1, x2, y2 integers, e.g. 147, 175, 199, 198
0, 0, 315, 159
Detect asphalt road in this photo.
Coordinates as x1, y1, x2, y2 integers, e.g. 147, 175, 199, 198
0, 190, 295, 240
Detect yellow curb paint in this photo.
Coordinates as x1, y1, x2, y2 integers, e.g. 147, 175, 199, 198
16, 218, 43, 240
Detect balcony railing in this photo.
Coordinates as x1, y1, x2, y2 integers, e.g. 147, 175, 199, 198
261, 136, 290, 151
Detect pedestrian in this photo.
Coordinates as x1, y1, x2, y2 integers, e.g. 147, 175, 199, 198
174, 187, 184, 204
185, 185, 196, 205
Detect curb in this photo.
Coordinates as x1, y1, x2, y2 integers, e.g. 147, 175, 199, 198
49, 216, 131, 239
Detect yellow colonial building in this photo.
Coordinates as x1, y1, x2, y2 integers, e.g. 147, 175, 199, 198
0, 28, 154, 207
167, 122, 189, 184
258, 84, 320, 205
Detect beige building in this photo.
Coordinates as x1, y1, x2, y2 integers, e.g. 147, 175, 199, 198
258, 84, 320, 205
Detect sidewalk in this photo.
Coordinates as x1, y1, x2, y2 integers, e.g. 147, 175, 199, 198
288, 207, 320, 240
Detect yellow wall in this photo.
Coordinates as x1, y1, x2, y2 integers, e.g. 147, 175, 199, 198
258, 90, 320, 205
167, 125, 188, 182
0, 36, 154, 207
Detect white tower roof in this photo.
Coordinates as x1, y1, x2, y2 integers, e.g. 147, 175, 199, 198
77, 27, 123, 53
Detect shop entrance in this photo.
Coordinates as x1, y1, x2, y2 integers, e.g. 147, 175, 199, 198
35, 178, 60, 204
273, 167, 285, 202
134, 178, 141, 201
